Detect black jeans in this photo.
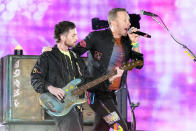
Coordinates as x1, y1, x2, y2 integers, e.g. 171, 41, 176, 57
53, 107, 83, 131
89, 93, 129, 131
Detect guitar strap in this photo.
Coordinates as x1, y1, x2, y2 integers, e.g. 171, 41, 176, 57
69, 50, 82, 77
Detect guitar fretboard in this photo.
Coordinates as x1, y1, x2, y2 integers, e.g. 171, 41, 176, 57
71, 60, 143, 96
72, 70, 117, 96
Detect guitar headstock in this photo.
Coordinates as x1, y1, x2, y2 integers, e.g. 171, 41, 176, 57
121, 60, 143, 71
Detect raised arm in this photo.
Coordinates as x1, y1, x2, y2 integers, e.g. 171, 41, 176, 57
72, 32, 95, 56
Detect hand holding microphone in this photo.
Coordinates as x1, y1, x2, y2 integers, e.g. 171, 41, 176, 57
128, 10, 159, 39
129, 27, 151, 38
128, 27, 141, 53
128, 27, 140, 43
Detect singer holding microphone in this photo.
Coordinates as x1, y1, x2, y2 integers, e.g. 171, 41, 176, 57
72, 8, 144, 131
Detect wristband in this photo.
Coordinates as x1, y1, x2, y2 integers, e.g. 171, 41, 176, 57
131, 42, 139, 48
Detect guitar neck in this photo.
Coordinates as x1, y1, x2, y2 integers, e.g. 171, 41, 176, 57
72, 60, 143, 96
72, 70, 116, 96
82, 70, 116, 90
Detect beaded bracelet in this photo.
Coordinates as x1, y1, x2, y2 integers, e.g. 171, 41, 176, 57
131, 42, 139, 48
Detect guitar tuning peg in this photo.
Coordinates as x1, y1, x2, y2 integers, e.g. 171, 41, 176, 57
185, 50, 188, 53
187, 53, 190, 56
191, 56, 194, 59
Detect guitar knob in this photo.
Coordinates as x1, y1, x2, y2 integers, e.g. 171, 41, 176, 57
45, 101, 56, 112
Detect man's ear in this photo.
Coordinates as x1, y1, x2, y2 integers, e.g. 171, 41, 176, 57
110, 20, 115, 26
110, 20, 117, 27
60, 34, 65, 41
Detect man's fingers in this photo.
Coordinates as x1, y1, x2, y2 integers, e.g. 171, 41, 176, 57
114, 67, 124, 77
56, 93, 64, 101
130, 27, 139, 33
55, 89, 65, 100
58, 90, 65, 99
48, 86, 65, 101
56, 95, 62, 101
42, 46, 52, 53
59, 93, 64, 99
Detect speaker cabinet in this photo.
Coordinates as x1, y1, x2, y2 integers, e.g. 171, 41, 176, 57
0, 55, 53, 124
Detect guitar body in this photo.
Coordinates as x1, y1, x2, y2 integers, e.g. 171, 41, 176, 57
39, 78, 87, 117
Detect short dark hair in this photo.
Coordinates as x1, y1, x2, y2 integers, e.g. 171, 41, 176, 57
54, 21, 76, 43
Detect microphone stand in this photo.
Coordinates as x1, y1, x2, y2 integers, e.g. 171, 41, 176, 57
151, 16, 196, 62
125, 83, 140, 131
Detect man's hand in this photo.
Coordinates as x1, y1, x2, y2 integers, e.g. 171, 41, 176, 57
109, 67, 124, 82
128, 27, 140, 43
42, 46, 52, 53
47, 85, 65, 101
128, 27, 141, 53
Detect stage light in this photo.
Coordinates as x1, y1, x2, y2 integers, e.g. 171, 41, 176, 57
14, 45, 23, 55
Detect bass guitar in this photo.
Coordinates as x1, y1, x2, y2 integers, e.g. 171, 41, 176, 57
39, 60, 143, 117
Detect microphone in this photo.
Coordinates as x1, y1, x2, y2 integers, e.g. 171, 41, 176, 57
129, 29, 151, 38
140, 10, 158, 17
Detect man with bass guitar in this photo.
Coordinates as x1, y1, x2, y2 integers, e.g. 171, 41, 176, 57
30, 21, 124, 131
